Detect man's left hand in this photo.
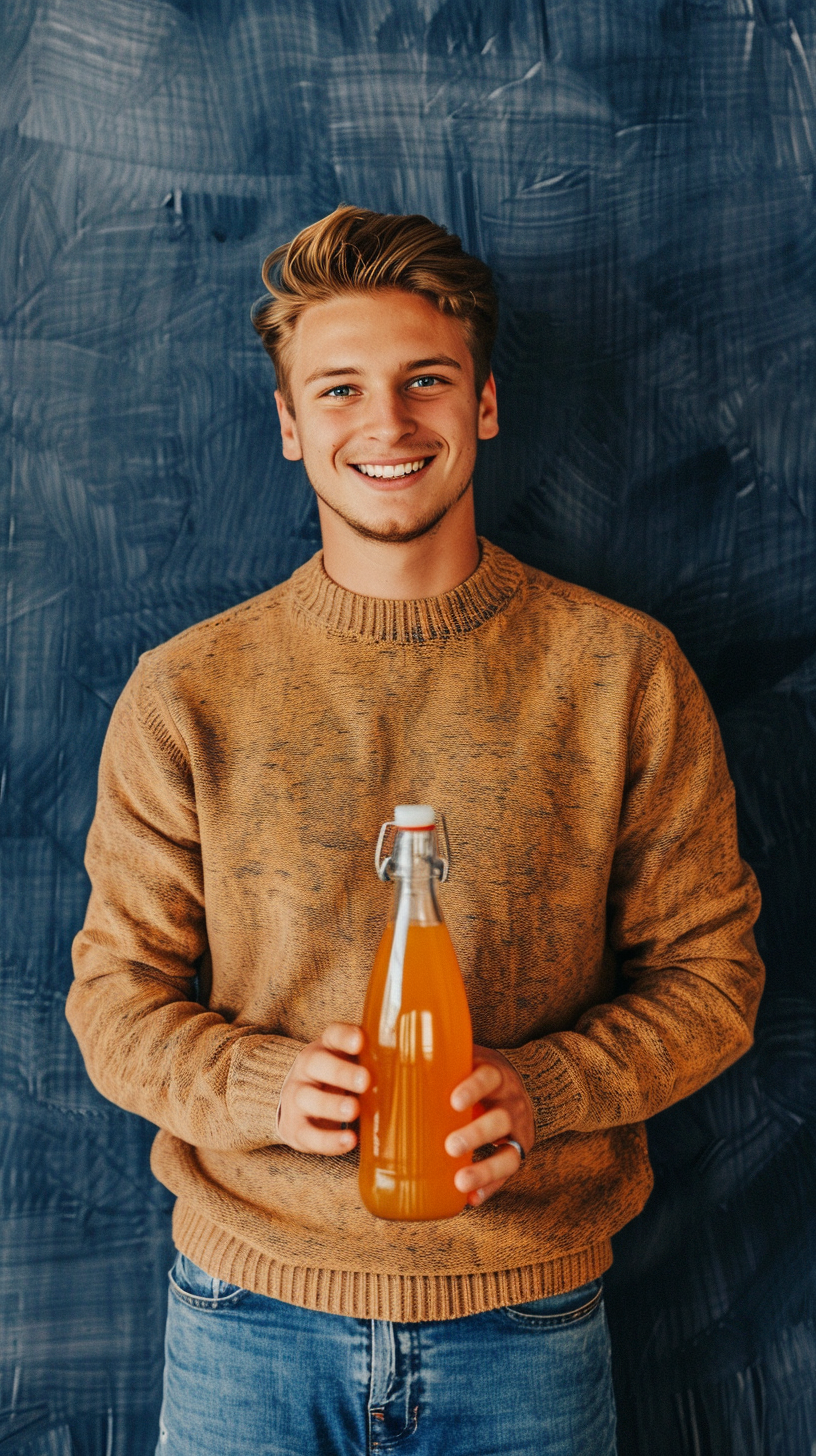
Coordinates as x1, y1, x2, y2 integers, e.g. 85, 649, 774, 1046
445, 1046, 535, 1205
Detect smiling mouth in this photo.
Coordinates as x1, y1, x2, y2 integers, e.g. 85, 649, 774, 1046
349, 457, 433, 479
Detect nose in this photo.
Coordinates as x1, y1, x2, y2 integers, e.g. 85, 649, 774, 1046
362, 387, 417, 444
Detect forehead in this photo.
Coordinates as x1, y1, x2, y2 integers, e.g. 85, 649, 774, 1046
289, 289, 473, 380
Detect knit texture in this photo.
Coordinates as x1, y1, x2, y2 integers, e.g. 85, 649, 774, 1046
67, 540, 764, 1321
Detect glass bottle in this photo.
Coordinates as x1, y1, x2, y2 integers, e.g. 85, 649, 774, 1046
358, 805, 474, 1220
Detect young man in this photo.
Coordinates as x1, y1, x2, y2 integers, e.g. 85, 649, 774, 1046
68, 207, 764, 1456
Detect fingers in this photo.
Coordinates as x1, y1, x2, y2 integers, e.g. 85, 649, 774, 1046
444, 1048, 532, 1205
294, 1081, 361, 1125
303, 1123, 358, 1156
464, 1176, 505, 1206
321, 1022, 366, 1057
445, 1105, 512, 1157
277, 1025, 369, 1155
303, 1045, 369, 1094
450, 1060, 503, 1112
453, 1141, 523, 1202
451, 1048, 536, 1167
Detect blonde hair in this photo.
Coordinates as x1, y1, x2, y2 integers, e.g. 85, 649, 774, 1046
251, 205, 498, 408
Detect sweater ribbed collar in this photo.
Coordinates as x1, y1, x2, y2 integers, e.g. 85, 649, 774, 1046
289, 538, 524, 644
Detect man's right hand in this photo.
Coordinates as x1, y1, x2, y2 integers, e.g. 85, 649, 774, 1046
277, 1023, 370, 1154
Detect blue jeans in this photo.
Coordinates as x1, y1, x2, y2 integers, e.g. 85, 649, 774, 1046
157, 1252, 617, 1455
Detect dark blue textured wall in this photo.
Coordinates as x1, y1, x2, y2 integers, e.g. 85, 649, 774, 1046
2, 2, 815, 1452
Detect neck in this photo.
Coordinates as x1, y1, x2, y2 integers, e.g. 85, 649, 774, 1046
316, 488, 481, 600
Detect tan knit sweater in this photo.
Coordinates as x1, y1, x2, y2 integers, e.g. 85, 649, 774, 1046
67, 540, 764, 1322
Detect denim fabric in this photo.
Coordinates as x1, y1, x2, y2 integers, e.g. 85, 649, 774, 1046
156, 1251, 616, 1455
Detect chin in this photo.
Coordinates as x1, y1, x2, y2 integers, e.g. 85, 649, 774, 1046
346, 511, 447, 545
317, 489, 450, 545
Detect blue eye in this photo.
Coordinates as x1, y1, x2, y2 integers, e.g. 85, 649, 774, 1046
409, 375, 441, 388
325, 384, 355, 397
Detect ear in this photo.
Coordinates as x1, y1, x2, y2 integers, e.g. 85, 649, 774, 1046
477, 373, 499, 441
275, 390, 303, 461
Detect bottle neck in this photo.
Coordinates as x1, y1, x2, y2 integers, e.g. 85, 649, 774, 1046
389, 829, 443, 927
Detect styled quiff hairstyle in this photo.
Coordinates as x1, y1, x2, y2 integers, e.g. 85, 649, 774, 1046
251, 205, 498, 409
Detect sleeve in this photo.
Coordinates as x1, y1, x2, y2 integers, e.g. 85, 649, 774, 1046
501, 634, 765, 1145
66, 661, 306, 1152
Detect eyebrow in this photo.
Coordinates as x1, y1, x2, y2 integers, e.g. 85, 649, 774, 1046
303, 356, 463, 387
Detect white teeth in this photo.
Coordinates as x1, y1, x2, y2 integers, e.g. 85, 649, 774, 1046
354, 459, 428, 478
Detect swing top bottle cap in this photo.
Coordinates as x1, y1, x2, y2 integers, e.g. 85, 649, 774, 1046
394, 805, 436, 829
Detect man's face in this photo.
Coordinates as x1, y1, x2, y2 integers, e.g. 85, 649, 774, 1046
275, 288, 498, 544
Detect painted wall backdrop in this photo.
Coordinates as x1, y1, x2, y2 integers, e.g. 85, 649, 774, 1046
1, 1, 815, 1452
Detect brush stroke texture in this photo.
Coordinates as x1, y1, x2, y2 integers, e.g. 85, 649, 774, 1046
1, 1, 815, 1451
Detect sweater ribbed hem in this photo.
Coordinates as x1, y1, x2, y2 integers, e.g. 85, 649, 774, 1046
172, 1202, 612, 1322
289, 538, 524, 644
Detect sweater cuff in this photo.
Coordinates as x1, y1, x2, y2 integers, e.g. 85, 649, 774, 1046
226, 1034, 306, 1147
501, 1037, 588, 1144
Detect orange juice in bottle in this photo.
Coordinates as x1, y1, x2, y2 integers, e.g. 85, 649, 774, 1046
358, 805, 474, 1221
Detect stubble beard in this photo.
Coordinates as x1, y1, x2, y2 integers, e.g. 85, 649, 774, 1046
310, 472, 474, 545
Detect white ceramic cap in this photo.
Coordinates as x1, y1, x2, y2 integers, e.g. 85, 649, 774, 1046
393, 804, 436, 828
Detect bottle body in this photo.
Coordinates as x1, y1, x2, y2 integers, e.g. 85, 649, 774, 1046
358, 814, 474, 1221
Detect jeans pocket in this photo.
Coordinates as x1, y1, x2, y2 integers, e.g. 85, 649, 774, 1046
502, 1277, 604, 1327
168, 1251, 249, 1311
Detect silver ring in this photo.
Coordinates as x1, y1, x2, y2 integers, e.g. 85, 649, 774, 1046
501, 1137, 526, 1163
